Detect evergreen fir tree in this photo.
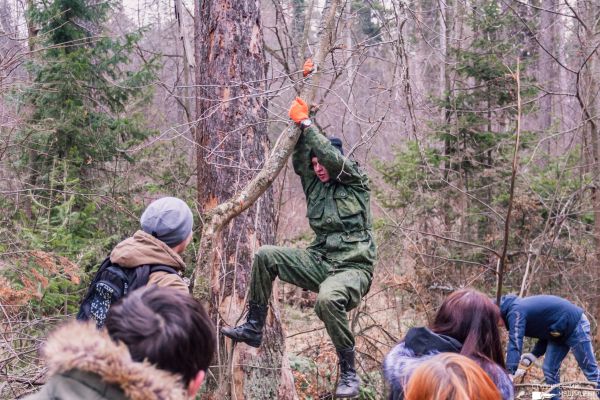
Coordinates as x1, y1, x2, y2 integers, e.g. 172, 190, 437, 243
377, 0, 535, 265
21, 0, 157, 188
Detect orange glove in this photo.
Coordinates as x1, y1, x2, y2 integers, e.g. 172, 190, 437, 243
289, 97, 309, 123
303, 59, 314, 77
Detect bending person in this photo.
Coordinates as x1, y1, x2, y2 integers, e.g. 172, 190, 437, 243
221, 96, 377, 398
500, 294, 600, 399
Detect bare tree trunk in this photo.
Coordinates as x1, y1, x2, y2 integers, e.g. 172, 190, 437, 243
173, 0, 193, 123
194, 1, 297, 398
575, 0, 600, 341
537, 0, 555, 153
496, 59, 522, 305
584, 58, 600, 342
439, 0, 453, 183
23, 0, 37, 220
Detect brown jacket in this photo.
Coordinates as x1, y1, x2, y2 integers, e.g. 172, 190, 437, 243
24, 322, 188, 400
110, 230, 189, 294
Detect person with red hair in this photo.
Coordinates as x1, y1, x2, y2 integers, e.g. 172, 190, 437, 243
383, 288, 513, 400
405, 353, 501, 400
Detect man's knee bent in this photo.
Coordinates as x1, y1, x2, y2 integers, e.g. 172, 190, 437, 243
253, 245, 287, 280
255, 245, 281, 257
314, 291, 345, 320
254, 245, 280, 267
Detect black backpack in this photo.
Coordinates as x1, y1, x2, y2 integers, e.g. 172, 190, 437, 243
76, 257, 178, 328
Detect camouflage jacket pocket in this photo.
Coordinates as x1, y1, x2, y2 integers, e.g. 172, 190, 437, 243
341, 230, 370, 243
334, 188, 362, 218
327, 230, 376, 267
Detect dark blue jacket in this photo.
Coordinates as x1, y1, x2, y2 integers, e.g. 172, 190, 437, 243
500, 295, 583, 373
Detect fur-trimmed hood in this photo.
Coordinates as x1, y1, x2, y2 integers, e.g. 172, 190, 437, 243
383, 328, 459, 400
38, 321, 188, 400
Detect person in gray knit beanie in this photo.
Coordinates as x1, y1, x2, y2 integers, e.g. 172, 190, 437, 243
75, 197, 194, 329
140, 197, 194, 247
107, 196, 195, 295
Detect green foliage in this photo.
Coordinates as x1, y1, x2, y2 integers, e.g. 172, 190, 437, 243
0, 249, 83, 315
20, 0, 158, 187
375, 142, 442, 209
2, 0, 161, 320
374, 0, 541, 287
1, 189, 147, 317
441, 0, 527, 177
22, 195, 97, 257
529, 148, 586, 200
28, 268, 82, 315
527, 147, 592, 230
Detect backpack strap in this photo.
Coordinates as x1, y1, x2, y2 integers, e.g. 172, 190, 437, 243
148, 265, 179, 275
129, 264, 179, 292
129, 265, 151, 292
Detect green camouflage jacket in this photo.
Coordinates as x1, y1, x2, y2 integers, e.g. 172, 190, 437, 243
292, 126, 377, 275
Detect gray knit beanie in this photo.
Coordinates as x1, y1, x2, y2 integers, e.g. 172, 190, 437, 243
140, 197, 193, 247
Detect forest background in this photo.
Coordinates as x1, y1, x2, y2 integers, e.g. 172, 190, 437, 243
0, 0, 599, 398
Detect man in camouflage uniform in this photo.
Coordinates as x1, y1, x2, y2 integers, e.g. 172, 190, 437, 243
222, 97, 376, 398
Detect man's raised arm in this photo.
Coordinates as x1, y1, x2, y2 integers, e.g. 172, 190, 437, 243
288, 97, 367, 187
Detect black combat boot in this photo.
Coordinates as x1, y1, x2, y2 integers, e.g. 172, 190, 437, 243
220, 302, 268, 348
335, 347, 360, 398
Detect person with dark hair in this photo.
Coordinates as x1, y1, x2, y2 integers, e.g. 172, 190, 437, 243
383, 289, 513, 400
500, 294, 600, 399
221, 88, 377, 398
26, 286, 216, 400
405, 353, 501, 400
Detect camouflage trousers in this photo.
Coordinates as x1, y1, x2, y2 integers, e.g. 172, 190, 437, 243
249, 245, 372, 350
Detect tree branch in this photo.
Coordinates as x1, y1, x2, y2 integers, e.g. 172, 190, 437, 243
496, 58, 522, 305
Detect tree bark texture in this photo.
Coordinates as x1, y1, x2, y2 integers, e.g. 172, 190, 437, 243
537, 0, 555, 151
576, 0, 600, 341
194, 1, 295, 398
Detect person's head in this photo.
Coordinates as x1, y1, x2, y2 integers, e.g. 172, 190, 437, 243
140, 197, 194, 253
431, 288, 505, 368
105, 286, 216, 397
311, 157, 331, 182
311, 137, 344, 183
405, 353, 501, 400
